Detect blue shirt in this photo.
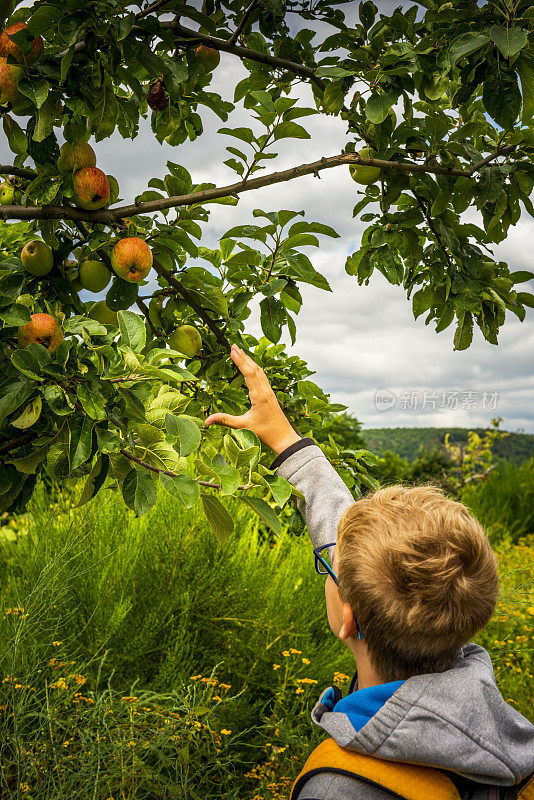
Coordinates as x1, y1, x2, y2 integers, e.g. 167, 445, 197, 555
321, 680, 405, 732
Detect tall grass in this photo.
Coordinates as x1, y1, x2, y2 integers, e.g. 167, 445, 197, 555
462, 458, 534, 543
0, 480, 532, 799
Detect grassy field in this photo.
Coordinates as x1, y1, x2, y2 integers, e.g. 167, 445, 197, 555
0, 480, 532, 799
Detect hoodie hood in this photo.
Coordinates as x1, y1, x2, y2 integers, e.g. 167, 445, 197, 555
311, 643, 534, 787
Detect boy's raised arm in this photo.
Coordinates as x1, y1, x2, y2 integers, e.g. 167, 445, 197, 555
205, 344, 355, 557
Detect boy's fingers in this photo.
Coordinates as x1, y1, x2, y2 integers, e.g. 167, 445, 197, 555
204, 412, 246, 429
231, 344, 272, 397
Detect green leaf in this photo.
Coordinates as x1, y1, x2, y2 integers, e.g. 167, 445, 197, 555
90, 85, 119, 142
160, 473, 200, 508
18, 77, 49, 109
27, 4, 63, 35
76, 454, 109, 507
265, 474, 293, 507
0, 382, 34, 426
447, 32, 490, 65
322, 80, 345, 114
11, 344, 51, 381
365, 91, 398, 124
0, 304, 31, 326
106, 278, 139, 312
510, 270, 534, 284
118, 310, 146, 353
490, 25, 528, 58
201, 494, 234, 544
412, 285, 436, 319
517, 291, 534, 308
272, 121, 311, 140
68, 415, 95, 470
33, 96, 56, 143
166, 414, 201, 456
517, 56, 534, 123
241, 496, 281, 537
483, 68, 521, 129
260, 296, 285, 343
122, 468, 157, 516
11, 396, 42, 429
2, 115, 27, 155
210, 454, 242, 496
453, 311, 474, 351
76, 383, 107, 421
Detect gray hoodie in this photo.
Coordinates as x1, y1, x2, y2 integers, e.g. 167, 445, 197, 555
274, 443, 534, 800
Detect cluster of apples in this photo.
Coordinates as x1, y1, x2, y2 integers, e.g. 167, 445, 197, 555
0, 22, 43, 111
58, 141, 111, 211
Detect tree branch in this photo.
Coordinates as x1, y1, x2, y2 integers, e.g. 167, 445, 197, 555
136, 296, 159, 336
135, 0, 174, 21
119, 448, 249, 490
228, 0, 260, 46
0, 165, 37, 180
0, 432, 37, 455
152, 259, 231, 351
467, 144, 517, 175
413, 192, 453, 270
0, 152, 491, 224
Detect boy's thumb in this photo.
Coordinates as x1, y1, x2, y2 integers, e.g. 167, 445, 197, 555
205, 413, 244, 429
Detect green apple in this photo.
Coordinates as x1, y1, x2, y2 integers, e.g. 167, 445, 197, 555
88, 300, 118, 326
57, 141, 97, 174
21, 240, 54, 276
349, 147, 382, 185
0, 181, 15, 204
168, 324, 202, 357
78, 259, 112, 292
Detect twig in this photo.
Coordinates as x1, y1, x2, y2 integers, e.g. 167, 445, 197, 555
0, 432, 37, 455
135, 0, 173, 20
0, 165, 36, 179
413, 192, 453, 270
119, 448, 249, 490
152, 260, 231, 351
136, 296, 159, 336
228, 0, 260, 45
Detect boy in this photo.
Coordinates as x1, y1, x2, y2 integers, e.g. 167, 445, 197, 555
205, 345, 534, 799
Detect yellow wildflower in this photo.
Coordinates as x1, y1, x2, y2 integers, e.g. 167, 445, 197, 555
302, 657, 311, 665
52, 641, 62, 646
289, 648, 302, 654
221, 728, 232, 735
273, 664, 281, 670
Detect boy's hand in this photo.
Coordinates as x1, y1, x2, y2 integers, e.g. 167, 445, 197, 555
204, 344, 302, 455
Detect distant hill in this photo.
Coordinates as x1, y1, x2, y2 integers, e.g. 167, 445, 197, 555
361, 427, 534, 465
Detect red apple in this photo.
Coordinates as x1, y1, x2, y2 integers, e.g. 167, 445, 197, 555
0, 56, 23, 106
72, 167, 111, 211
21, 240, 54, 276
17, 313, 63, 352
195, 45, 220, 73
110, 237, 153, 283
57, 142, 96, 174
0, 23, 43, 65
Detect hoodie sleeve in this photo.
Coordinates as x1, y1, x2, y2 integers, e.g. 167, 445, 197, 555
271, 441, 355, 558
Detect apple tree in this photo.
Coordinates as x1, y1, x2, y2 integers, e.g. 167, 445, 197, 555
0, 0, 533, 538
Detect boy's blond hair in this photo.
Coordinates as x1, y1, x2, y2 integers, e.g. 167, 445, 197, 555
336, 485, 499, 682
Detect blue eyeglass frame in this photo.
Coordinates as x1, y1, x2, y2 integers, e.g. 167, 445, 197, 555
313, 543, 364, 640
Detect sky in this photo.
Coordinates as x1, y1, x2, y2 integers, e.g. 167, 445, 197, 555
1, 1, 533, 433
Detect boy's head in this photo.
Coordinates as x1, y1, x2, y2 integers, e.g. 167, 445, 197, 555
330, 484, 499, 683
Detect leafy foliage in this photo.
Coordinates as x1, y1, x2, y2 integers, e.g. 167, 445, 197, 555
0, 0, 533, 520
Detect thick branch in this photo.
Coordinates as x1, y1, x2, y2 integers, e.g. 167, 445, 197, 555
228, 0, 260, 46
119, 448, 249, 490
152, 260, 231, 351
0, 432, 37, 455
0, 145, 520, 225
0, 165, 37, 180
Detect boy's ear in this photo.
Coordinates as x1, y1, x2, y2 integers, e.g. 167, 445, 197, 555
338, 602, 359, 641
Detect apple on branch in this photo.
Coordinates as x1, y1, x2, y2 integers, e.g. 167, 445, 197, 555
72, 167, 111, 211
349, 147, 382, 185
88, 300, 118, 326
78, 259, 112, 293
169, 324, 202, 358
17, 313, 63, 353
111, 237, 153, 283
0, 23, 43, 65
0, 181, 15, 205
0, 56, 23, 106
21, 240, 54, 276
57, 142, 97, 174
195, 45, 220, 73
